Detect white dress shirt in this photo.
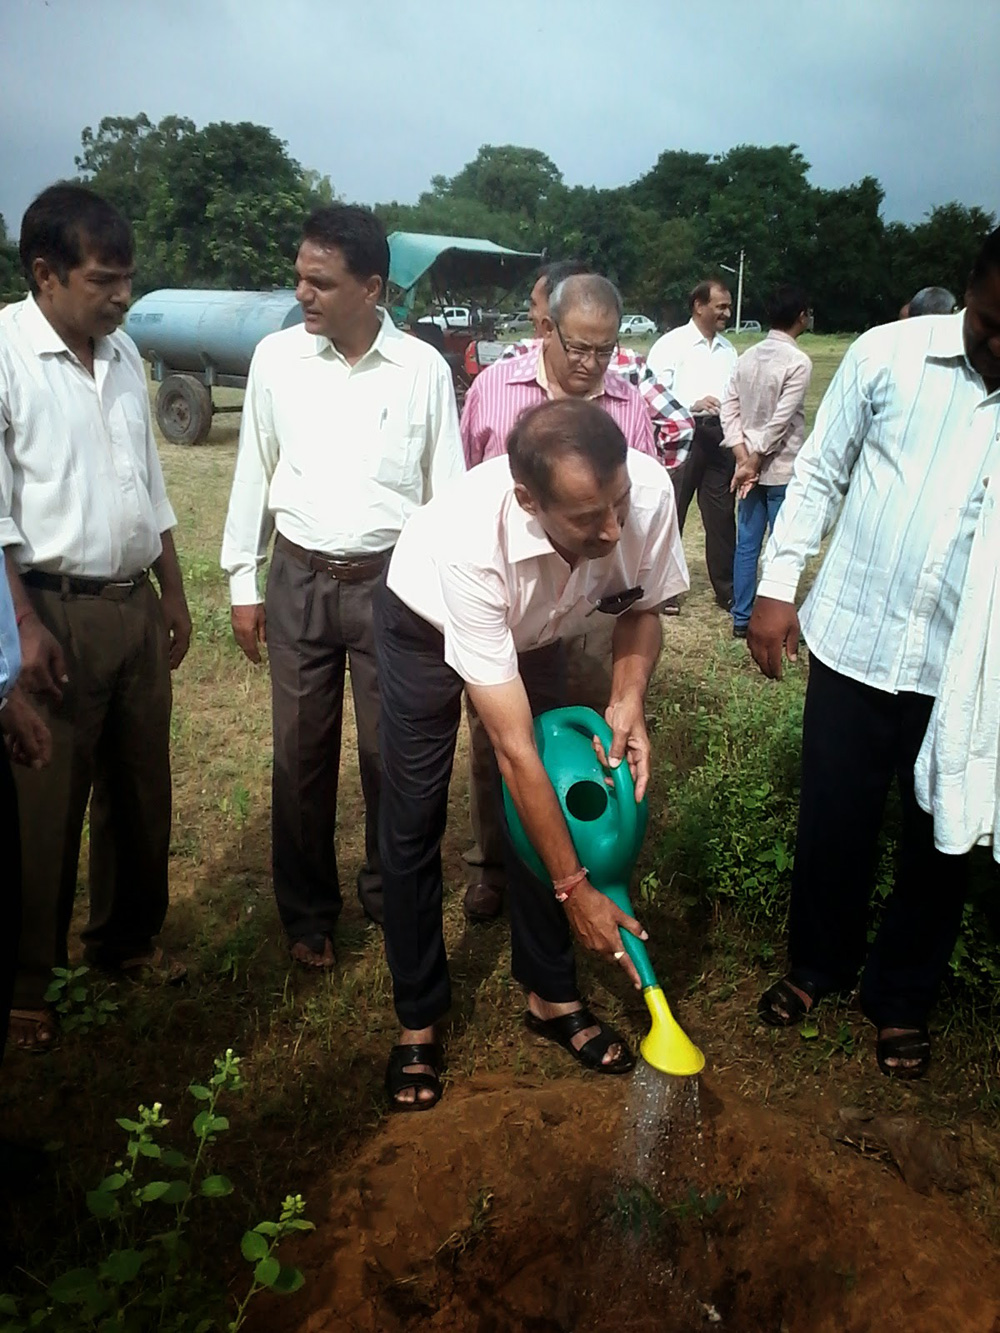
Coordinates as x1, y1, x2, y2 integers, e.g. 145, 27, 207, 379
387, 451, 689, 688
915, 477, 1000, 858
759, 313, 1000, 695
646, 320, 737, 409
221, 309, 464, 604
0, 296, 176, 578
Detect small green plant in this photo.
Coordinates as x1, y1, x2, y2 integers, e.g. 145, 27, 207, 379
608, 1182, 667, 1238
668, 1186, 726, 1222
0, 1049, 312, 1333
43, 966, 119, 1034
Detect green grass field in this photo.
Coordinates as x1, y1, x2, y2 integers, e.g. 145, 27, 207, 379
5, 331, 1000, 1325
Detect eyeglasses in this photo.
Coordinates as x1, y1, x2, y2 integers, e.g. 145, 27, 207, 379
589, 586, 644, 617
553, 321, 617, 366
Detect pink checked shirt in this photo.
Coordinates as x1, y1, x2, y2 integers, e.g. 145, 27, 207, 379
460, 347, 657, 471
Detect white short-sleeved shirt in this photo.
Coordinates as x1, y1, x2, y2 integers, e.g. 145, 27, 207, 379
0, 295, 176, 578
386, 450, 689, 687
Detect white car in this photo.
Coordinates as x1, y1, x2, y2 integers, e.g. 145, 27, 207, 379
619, 315, 657, 338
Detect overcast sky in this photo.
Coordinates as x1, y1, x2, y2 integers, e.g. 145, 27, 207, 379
2, 0, 997, 235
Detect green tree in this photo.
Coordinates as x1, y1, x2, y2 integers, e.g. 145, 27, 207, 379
75, 113, 196, 224
630, 148, 718, 219
437, 144, 563, 221
807, 176, 888, 330
0, 212, 25, 296
887, 202, 996, 309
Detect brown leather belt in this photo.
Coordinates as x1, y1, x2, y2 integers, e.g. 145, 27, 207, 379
275, 532, 392, 582
22, 568, 150, 600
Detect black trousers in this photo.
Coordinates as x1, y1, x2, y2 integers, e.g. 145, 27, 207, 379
671, 416, 735, 607
1, 743, 21, 1060
789, 655, 969, 1028
374, 580, 575, 1030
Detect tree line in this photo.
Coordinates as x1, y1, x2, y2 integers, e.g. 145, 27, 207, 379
1, 114, 995, 331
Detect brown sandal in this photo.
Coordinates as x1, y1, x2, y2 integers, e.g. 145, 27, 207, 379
8, 1007, 58, 1053
115, 947, 188, 985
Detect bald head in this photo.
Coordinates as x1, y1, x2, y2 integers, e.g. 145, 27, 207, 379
549, 273, 623, 326
907, 286, 958, 317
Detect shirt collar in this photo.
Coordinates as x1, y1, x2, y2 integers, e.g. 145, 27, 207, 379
766, 329, 796, 347
505, 491, 558, 563
19, 294, 119, 362
686, 318, 728, 351
300, 307, 406, 364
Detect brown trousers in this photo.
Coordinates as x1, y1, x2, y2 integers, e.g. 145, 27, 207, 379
464, 621, 615, 890
265, 546, 382, 939
14, 580, 172, 1007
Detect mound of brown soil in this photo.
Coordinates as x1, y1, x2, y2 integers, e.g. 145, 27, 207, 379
250, 1072, 1000, 1333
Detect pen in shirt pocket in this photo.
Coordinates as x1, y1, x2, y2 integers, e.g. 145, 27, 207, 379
379, 407, 388, 430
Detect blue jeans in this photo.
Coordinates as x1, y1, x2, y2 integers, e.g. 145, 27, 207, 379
732, 483, 787, 629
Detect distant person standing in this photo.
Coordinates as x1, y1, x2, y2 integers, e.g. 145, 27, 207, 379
1, 184, 191, 1052
722, 286, 812, 638
222, 205, 463, 966
647, 281, 738, 609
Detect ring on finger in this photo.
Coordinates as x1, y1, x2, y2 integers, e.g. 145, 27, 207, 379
613, 950, 625, 960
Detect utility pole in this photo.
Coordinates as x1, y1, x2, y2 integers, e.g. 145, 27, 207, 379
735, 248, 745, 334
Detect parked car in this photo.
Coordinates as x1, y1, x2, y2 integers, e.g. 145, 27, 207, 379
618, 314, 657, 338
417, 305, 474, 332
732, 319, 762, 333
498, 310, 533, 334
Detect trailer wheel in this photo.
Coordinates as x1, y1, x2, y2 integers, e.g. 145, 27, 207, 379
155, 375, 213, 446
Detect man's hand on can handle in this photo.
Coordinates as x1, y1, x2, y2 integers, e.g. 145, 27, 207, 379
564, 881, 646, 989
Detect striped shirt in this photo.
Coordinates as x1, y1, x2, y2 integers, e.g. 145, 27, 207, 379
500, 337, 695, 467
720, 330, 812, 486
460, 346, 657, 471
759, 313, 1000, 695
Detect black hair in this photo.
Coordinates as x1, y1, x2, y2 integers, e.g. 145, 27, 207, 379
766, 284, 810, 330
507, 399, 628, 506
689, 278, 729, 312
537, 258, 591, 299
19, 182, 133, 294
970, 227, 1000, 289
301, 204, 390, 288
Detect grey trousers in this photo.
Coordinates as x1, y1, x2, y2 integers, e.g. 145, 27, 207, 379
14, 579, 172, 1007
265, 546, 383, 939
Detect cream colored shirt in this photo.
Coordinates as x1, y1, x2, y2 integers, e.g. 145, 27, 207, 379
720, 330, 812, 485
387, 451, 689, 688
0, 296, 176, 578
221, 310, 464, 604
646, 319, 737, 410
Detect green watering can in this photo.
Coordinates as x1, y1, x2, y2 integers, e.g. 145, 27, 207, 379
502, 705, 704, 1077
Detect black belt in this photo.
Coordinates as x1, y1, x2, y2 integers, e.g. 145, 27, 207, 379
22, 568, 150, 599
275, 533, 393, 583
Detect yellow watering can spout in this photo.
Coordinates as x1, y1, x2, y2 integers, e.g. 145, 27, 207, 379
639, 986, 705, 1077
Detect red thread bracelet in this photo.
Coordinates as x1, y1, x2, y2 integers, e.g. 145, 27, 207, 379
553, 867, 588, 902
15, 608, 35, 628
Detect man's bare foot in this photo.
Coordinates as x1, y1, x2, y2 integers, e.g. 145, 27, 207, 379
395, 1025, 438, 1105
527, 995, 624, 1066
289, 935, 335, 970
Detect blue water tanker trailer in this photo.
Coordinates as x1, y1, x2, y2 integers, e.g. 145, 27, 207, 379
125, 289, 303, 445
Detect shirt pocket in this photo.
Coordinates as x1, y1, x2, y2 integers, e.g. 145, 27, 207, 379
372, 425, 424, 488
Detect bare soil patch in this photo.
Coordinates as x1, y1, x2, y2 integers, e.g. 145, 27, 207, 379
248, 1069, 1000, 1333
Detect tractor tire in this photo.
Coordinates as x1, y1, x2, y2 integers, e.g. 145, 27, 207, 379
155, 375, 213, 446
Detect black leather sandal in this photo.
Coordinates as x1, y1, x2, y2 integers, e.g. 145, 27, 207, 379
757, 973, 822, 1027
876, 1027, 931, 1080
524, 1006, 635, 1075
385, 1042, 443, 1112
